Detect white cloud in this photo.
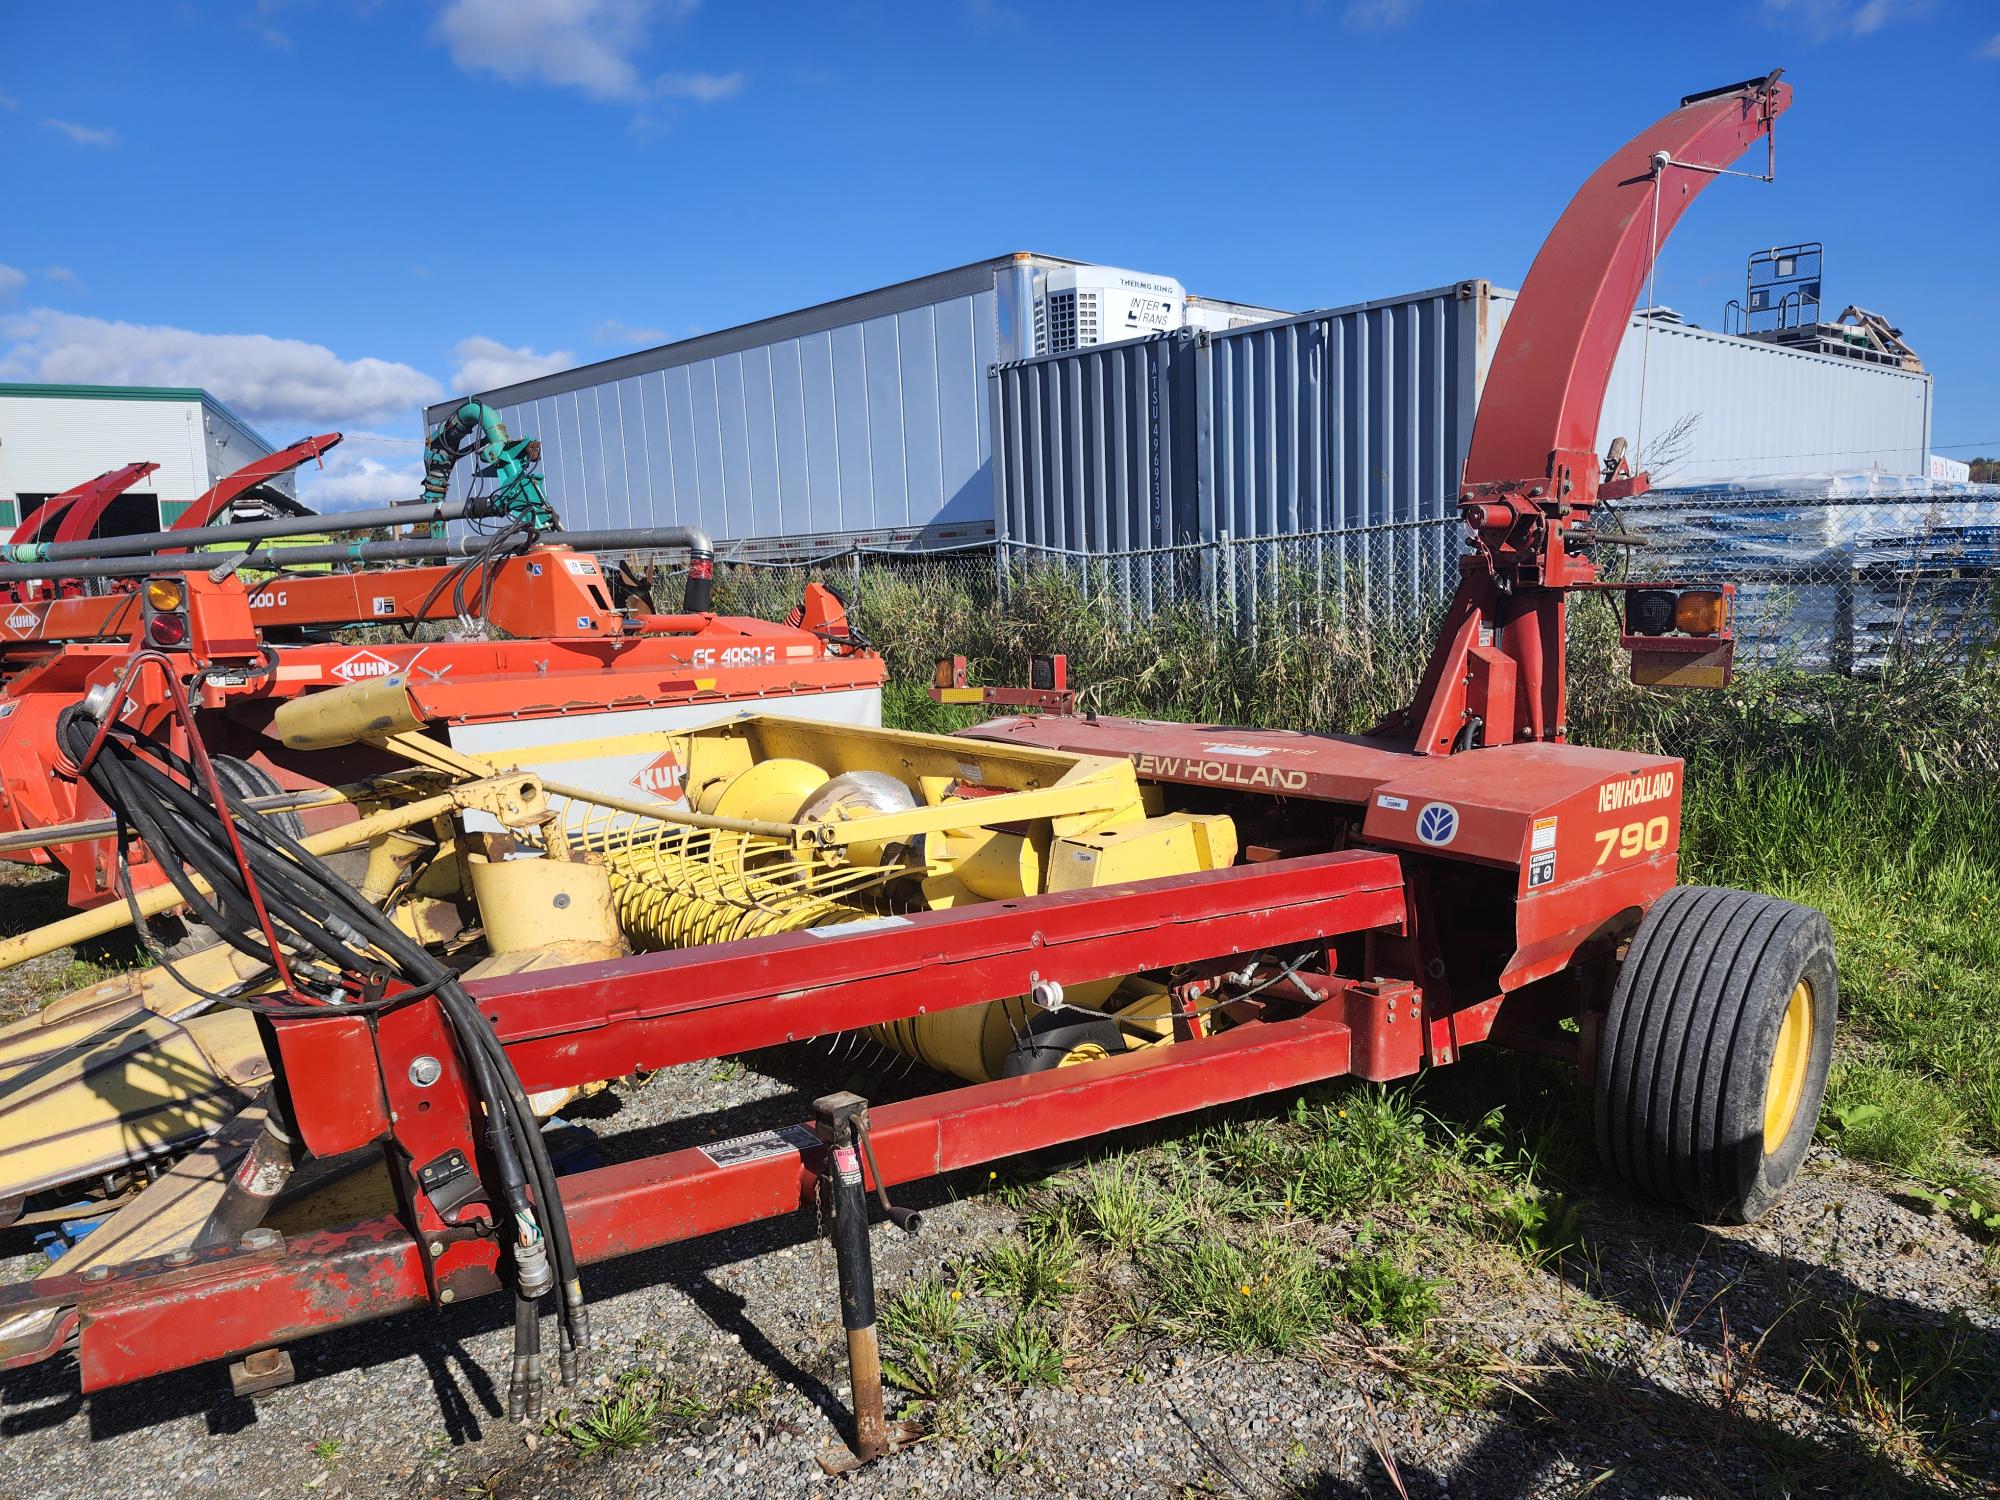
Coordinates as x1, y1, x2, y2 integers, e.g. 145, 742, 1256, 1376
0, 265, 24, 301
449, 336, 577, 394
1762, 0, 1928, 40
0, 91, 18, 110
436, 0, 697, 102
43, 118, 120, 148
0, 309, 443, 432
656, 69, 743, 102
40, 266, 82, 289
1343, 0, 1417, 27
593, 318, 669, 347
295, 437, 427, 513
1980, 32, 2000, 57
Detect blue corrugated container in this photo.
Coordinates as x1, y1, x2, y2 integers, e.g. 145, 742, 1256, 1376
993, 280, 1934, 568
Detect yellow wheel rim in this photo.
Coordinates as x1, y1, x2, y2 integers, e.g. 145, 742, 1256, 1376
1055, 1042, 1111, 1069
1762, 980, 1814, 1154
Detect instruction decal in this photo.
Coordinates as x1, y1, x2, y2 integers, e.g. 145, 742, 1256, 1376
1528, 848, 1557, 889
698, 1123, 822, 1168
1531, 815, 1558, 852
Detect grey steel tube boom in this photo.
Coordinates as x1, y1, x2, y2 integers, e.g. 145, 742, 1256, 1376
0, 498, 501, 565
0, 527, 718, 584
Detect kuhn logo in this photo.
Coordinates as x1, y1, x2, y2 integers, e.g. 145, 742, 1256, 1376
632, 751, 685, 800
330, 651, 398, 681
5, 606, 39, 633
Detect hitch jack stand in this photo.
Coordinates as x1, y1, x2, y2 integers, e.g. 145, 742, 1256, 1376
814, 1091, 923, 1475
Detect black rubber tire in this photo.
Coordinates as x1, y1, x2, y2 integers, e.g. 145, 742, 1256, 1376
146, 757, 305, 959
1595, 884, 1837, 1223
998, 1014, 1131, 1077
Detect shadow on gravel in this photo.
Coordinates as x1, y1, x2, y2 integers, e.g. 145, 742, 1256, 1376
0, 1080, 970, 1453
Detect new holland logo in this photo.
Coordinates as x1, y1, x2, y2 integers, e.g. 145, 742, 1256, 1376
1415, 802, 1460, 847
632, 751, 685, 800
4, 606, 39, 634
330, 650, 398, 681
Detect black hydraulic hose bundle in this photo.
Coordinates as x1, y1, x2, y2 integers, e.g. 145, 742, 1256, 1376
56, 704, 587, 1409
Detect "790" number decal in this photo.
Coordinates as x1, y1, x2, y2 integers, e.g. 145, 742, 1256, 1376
1594, 815, 1670, 867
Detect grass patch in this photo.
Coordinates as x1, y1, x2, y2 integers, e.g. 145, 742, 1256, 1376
1798, 1295, 2000, 1492
1822, 1062, 1966, 1179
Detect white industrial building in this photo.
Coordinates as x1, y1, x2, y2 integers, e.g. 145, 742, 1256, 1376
0, 383, 282, 541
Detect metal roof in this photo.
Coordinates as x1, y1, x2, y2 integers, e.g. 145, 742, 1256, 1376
424, 253, 1082, 421
0, 382, 275, 450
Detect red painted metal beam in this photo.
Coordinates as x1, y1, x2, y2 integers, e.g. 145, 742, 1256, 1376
13, 462, 158, 545
471, 848, 1407, 1092
162, 432, 343, 540
1463, 75, 1789, 489
47, 1008, 1353, 1391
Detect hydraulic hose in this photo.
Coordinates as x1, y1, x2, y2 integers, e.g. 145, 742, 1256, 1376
57, 705, 587, 1381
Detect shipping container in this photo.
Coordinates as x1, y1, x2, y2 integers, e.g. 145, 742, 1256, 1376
993, 279, 1933, 582
429, 256, 1294, 556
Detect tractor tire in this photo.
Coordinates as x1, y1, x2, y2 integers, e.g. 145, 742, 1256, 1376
998, 1013, 1130, 1077
1595, 885, 1837, 1223
146, 757, 306, 960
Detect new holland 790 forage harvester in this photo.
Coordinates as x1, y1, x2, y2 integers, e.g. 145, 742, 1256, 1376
0, 74, 1836, 1470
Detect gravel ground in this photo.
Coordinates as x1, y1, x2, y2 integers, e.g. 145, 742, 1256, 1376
5, 1025, 1998, 1500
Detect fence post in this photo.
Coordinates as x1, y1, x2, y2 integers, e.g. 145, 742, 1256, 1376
1832, 558, 1856, 676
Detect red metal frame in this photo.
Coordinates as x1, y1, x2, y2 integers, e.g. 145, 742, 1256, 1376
1383, 73, 1787, 755
161, 433, 342, 539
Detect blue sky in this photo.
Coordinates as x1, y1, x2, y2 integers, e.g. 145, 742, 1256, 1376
3, 0, 1995, 508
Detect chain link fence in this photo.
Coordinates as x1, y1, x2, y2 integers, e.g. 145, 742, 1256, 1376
604, 487, 1997, 705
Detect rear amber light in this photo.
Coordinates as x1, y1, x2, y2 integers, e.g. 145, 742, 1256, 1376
143, 577, 186, 612
1674, 589, 1726, 636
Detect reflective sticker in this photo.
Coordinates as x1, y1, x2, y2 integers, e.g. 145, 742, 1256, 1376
575, 615, 593, 630
804, 914, 913, 939
1415, 802, 1459, 846
697, 1123, 821, 1168
1376, 794, 1409, 812
1531, 815, 1558, 852
526, 562, 543, 576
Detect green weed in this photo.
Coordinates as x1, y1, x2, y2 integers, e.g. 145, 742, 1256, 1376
1074, 1158, 1190, 1252
978, 1223, 1081, 1308
984, 1313, 1065, 1386
1334, 1251, 1442, 1339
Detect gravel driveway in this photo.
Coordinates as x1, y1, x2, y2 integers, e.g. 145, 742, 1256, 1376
5, 1033, 1996, 1500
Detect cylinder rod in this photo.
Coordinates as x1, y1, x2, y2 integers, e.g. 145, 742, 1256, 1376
0, 527, 716, 584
